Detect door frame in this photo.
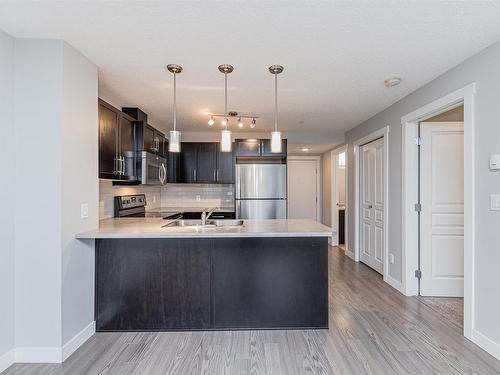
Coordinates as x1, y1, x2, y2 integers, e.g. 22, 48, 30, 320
287, 156, 321, 222
331, 145, 348, 250
401, 83, 475, 340
353, 126, 390, 282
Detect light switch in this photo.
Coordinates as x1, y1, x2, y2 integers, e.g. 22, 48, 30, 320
196, 195, 201, 202
490, 195, 500, 211
81, 203, 89, 219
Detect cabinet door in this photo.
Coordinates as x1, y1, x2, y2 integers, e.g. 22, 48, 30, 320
260, 139, 287, 157
235, 139, 261, 156
180, 143, 197, 183
167, 150, 180, 183
119, 113, 137, 180
98, 100, 120, 179
196, 143, 217, 183
217, 144, 234, 183
156, 131, 166, 156
143, 125, 156, 153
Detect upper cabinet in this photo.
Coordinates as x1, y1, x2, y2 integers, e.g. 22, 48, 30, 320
172, 142, 234, 184
235, 138, 287, 158
98, 99, 137, 181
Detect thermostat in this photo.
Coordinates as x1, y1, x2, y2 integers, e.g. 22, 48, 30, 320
490, 155, 500, 171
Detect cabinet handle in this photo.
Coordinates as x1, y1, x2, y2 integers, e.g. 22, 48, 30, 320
216, 169, 219, 182
120, 156, 125, 175
194, 169, 197, 182
113, 157, 118, 174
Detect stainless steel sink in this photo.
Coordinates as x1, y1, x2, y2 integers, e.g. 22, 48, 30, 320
208, 219, 244, 227
162, 219, 244, 228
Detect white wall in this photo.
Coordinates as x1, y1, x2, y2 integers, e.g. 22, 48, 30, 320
61, 43, 98, 346
0, 37, 99, 367
0, 29, 15, 368
345, 40, 500, 356
321, 150, 332, 227
14, 38, 64, 353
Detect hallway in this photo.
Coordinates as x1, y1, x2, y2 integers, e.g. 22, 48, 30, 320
3, 247, 499, 375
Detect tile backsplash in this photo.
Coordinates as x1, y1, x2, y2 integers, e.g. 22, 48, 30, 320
161, 184, 235, 210
99, 181, 234, 219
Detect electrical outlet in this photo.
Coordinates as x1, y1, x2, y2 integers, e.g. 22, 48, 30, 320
81, 203, 89, 219
490, 194, 500, 211
196, 195, 201, 202
227, 191, 233, 196
389, 253, 395, 264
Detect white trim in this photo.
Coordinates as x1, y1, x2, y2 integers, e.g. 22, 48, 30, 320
472, 329, 500, 361
0, 349, 15, 373
62, 321, 95, 361
384, 274, 405, 294
401, 83, 476, 340
331, 145, 347, 246
14, 346, 62, 363
353, 126, 390, 283
287, 156, 321, 222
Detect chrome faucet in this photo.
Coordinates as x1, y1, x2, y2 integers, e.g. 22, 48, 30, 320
201, 207, 218, 225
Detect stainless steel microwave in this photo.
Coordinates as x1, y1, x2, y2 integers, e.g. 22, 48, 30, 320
141, 151, 167, 185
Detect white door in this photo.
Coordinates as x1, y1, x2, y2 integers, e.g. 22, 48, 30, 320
288, 158, 318, 220
359, 138, 384, 274
420, 122, 464, 297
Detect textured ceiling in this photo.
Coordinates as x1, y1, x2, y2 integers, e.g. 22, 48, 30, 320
1, 1, 500, 141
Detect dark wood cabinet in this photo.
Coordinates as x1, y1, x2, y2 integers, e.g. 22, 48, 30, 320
196, 143, 218, 183
157, 132, 166, 156
260, 138, 287, 157
216, 144, 234, 183
235, 138, 261, 156
179, 143, 198, 183
98, 99, 137, 181
235, 138, 287, 158
168, 142, 235, 184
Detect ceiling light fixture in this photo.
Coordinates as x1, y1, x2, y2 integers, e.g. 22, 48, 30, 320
208, 116, 215, 126
167, 64, 182, 153
384, 77, 401, 88
219, 64, 234, 152
300, 147, 310, 152
269, 65, 284, 153
207, 112, 258, 128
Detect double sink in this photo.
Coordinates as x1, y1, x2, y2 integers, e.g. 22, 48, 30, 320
163, 219, 244, 228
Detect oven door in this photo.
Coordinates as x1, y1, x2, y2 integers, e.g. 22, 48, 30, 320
141, 151, 167, 185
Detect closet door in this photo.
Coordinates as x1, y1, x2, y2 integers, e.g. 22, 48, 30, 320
359, 138, 384, 274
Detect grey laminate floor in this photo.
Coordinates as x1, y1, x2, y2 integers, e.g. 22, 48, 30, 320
4, 247, 500, 375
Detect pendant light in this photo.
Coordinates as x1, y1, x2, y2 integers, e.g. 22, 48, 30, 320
269, 65, 284, 153
219, 64, 234, 152
167, 64, 182, 153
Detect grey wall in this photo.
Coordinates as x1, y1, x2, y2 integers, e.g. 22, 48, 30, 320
345, 40, 500, 345
0, 29, 15, 362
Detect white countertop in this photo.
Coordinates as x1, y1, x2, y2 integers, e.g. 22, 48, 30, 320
76, 218, 334, 239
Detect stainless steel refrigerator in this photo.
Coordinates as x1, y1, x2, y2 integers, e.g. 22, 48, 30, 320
235, 164, 287, 219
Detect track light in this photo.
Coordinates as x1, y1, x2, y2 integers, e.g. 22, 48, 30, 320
221, 117, 228, 126
250, 118, 256, 128
238, 118, 243, 128
208, 116, 215, 126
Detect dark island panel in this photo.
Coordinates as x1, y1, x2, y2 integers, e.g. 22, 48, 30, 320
212, 237, 328, 329
95, 237, 328, 331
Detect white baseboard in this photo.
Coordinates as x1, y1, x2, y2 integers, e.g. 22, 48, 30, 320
0, 348, 15, 373
383, 274, 405, 295
6, 321, 96, 366
14, 346, 61, 363
62, 321, 95, 361
344, 248, 355, 261
472, 329, 500, 361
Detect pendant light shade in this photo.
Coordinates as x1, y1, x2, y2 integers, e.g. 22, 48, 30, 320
221, 129, 232, 152
271, 131, 282, 153
169, 130, 181, 153
167, 64, 182, 153
269, 65, 284, 153
218, 64, 234, 152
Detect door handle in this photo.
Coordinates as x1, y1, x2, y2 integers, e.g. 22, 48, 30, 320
367, 204, 373, 209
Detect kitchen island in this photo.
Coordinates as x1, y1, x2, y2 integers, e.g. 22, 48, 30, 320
77, 218, 333, 332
